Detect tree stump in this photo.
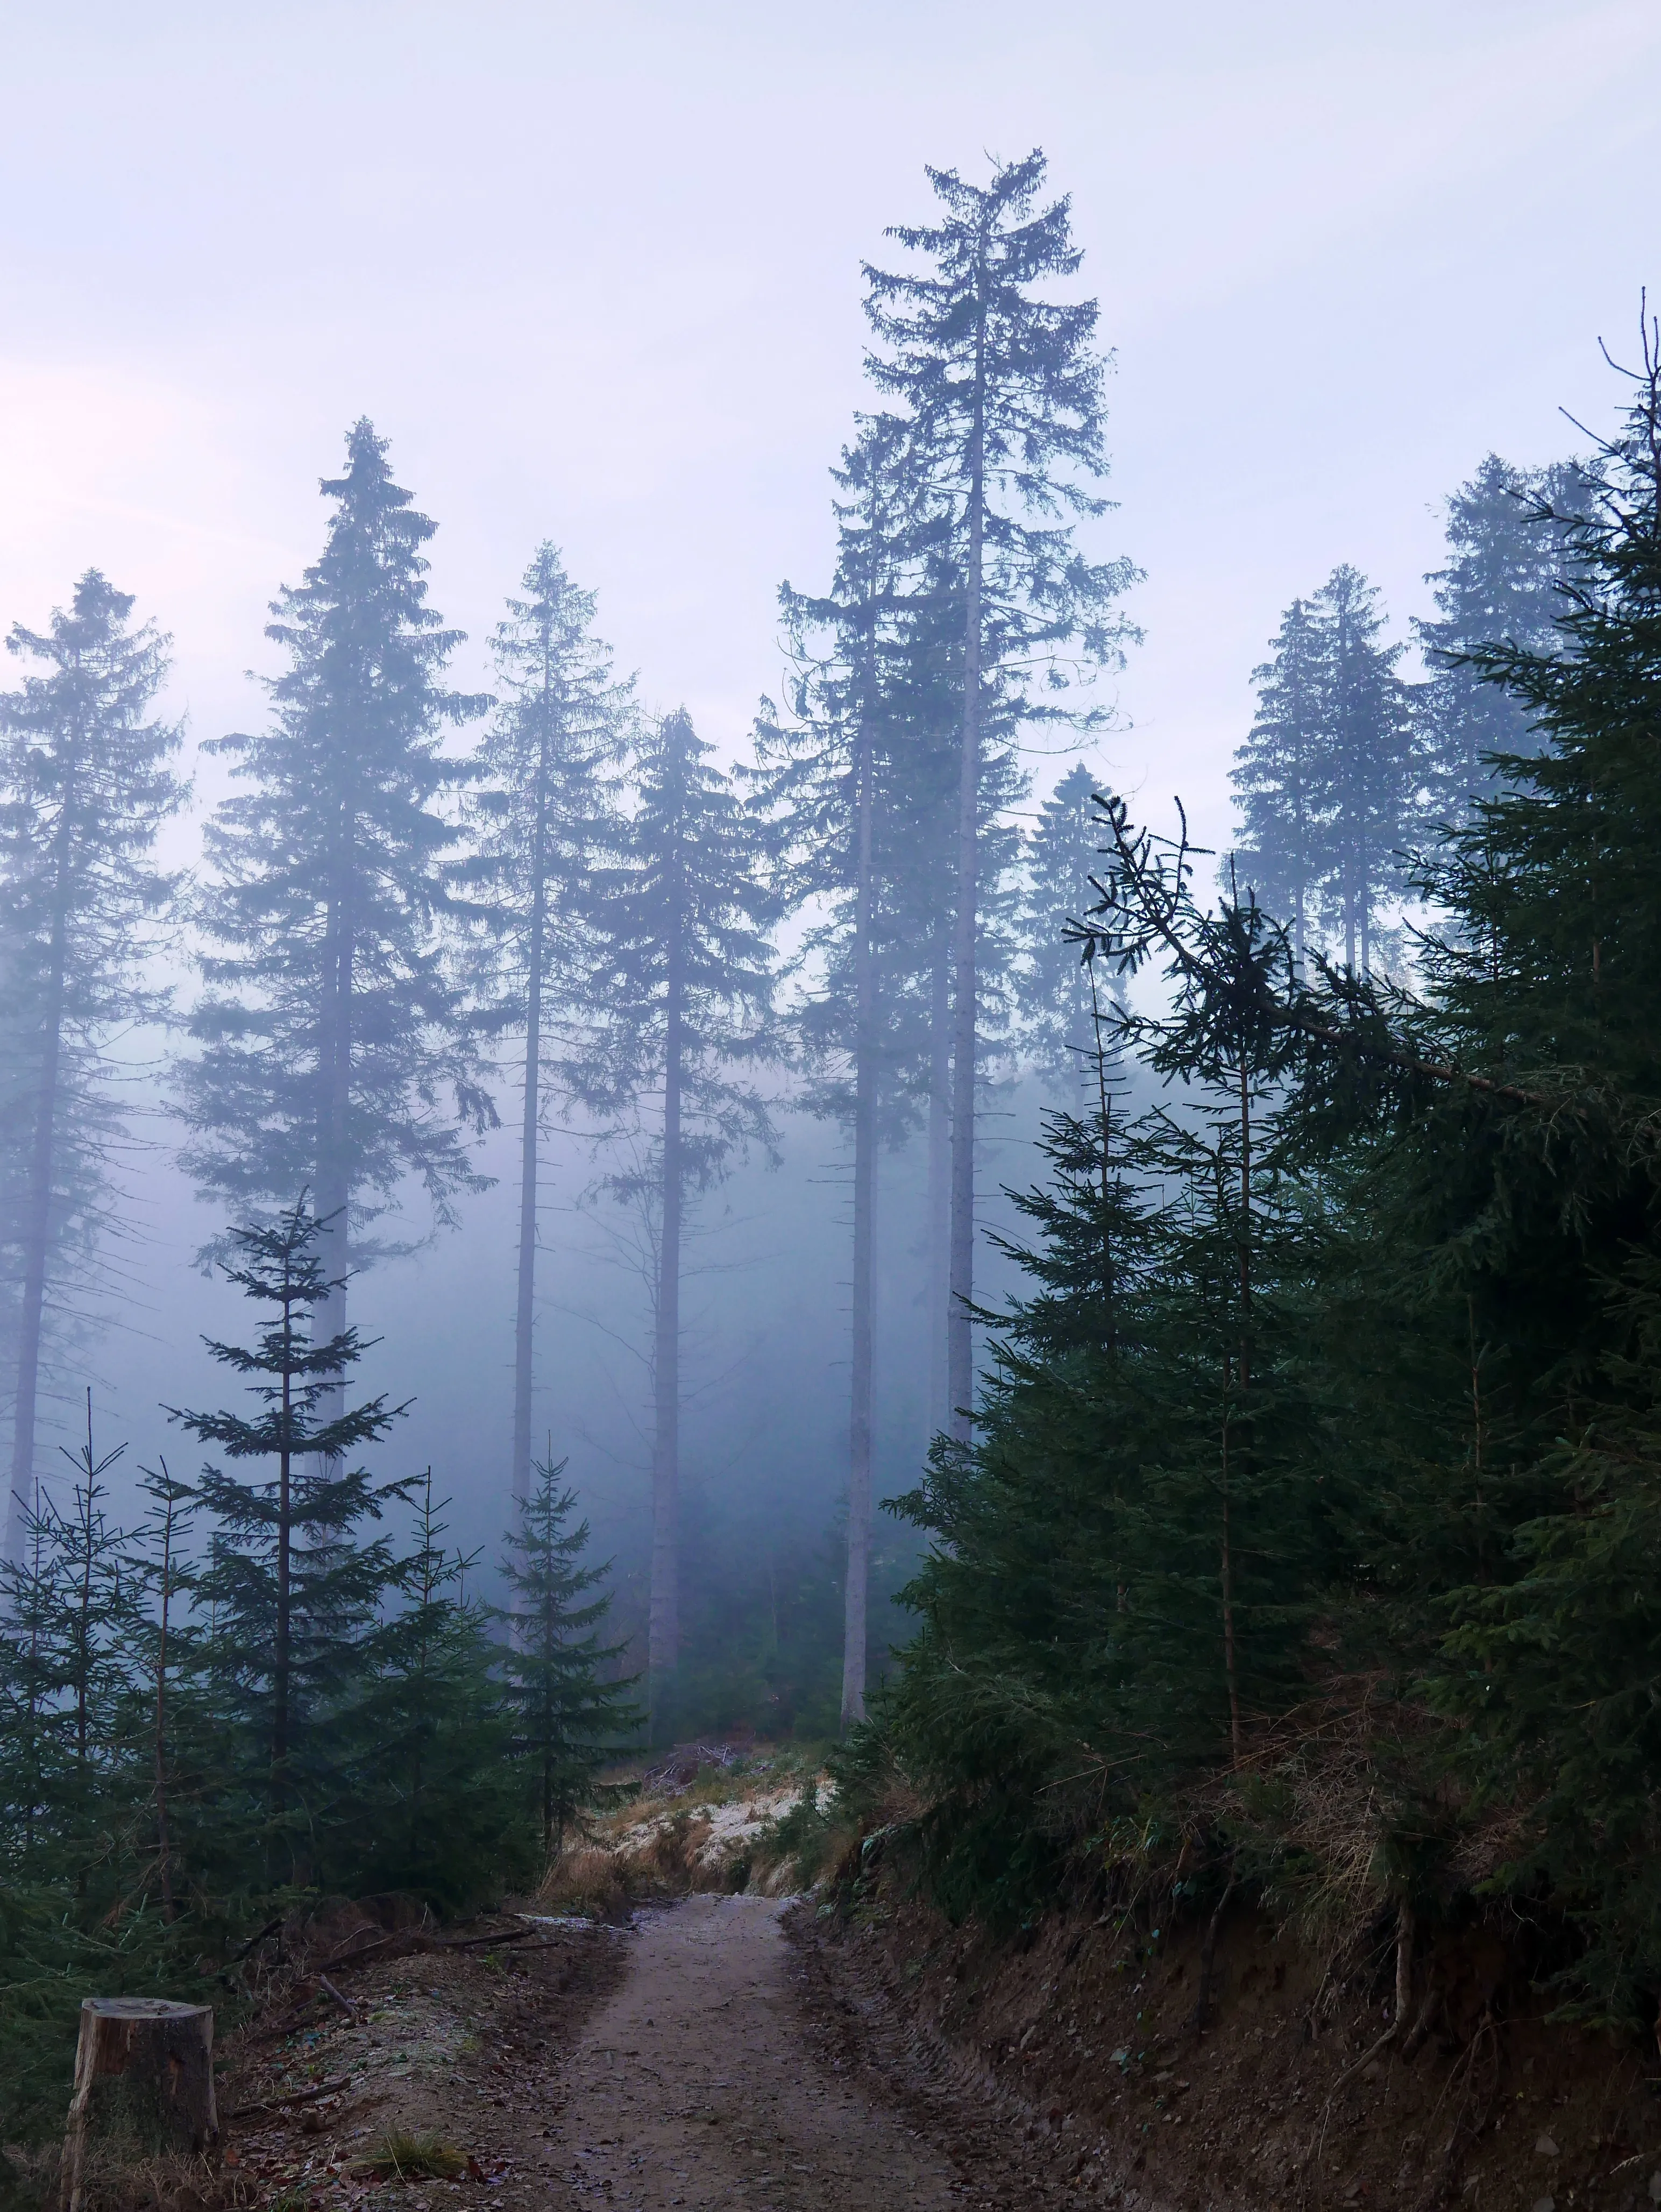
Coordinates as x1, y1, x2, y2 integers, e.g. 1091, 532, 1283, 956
61, 1998, 216, 2212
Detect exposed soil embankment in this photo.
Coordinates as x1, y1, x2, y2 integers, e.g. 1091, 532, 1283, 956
791, 1869, 1661, 2210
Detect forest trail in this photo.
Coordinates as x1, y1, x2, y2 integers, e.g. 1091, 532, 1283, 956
552, 1895, 962, 2209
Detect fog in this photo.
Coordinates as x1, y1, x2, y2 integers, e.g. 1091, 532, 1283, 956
3, 0, 1658, 1733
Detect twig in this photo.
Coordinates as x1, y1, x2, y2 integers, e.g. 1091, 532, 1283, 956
318, 1974, 358, 2017
439, 1925, 535, 1952
225, 2074, 353, 2123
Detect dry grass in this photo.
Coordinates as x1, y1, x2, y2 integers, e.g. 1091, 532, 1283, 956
350, 2131, 467, 2183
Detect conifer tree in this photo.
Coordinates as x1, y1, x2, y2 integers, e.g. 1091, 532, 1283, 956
0, 1403, 139, 1909
1016, 762, 1123, 1094
500, 1455, 635, 1866
180, 422, 492, 1370
863, 150, 1138, 1440
0, 573, 184, 1561
1415, 452, 1584, 824
348, 1471, 522, 1905
1228, 597, 1325, 966
168, 1201, 411, 1876
1230, 569, 1419, 972
584, 711, 778, 1726
755, 415, 943, 1729
1315, 565, 1419, 972
471, 545, 631, 1518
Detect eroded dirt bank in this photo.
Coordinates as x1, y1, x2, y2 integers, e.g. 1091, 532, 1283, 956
790, 1874, 1661, 2212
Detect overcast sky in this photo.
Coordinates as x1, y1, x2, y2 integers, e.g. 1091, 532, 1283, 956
5, 0, 1658, 862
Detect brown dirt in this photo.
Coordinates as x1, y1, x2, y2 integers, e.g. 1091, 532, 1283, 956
214, 1865, 1661, 2212
789, 1872, 1661, 2211
217, 1897, 969, 2212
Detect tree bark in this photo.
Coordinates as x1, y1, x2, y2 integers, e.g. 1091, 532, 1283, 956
842, 727, 876, 1731
7, 776, 76, 1568
313, 823, 354, 1444
925, 946, 950, 1437
650, 855, 685, 1731
61, 1998, 216, 2212
512, 703, 552, 1522
946, 338, 986, 1447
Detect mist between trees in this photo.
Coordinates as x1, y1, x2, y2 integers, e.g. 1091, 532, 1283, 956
3, 142, 1658, 2087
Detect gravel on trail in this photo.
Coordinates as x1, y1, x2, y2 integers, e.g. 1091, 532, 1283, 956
553, 1893, 964, 2209
219, 1895, 1032, 2212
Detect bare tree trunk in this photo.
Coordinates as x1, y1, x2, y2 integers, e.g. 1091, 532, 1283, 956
152, 1486, 178, 1923
842, 729, 876, 1731
7, 811, 74, 1568
925, 947, 950, 1436
313, 829, 354, 1447
512, 741, 551, 1521
650, 904, 684, 1733
946, 369, 986, 1447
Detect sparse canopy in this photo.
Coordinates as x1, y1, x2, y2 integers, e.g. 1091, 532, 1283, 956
0, 571, 184, 1561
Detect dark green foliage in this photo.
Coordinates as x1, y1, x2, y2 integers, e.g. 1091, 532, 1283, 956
347, 1473, 529, 1909
856, 329, 1661, 2018
499, 1457, 637, 1866
169, 1200, 412, 1882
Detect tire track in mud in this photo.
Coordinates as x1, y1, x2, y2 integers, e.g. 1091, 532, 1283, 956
550, 1895, 966, 2209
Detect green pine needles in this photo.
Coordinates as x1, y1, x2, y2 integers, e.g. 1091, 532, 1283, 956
852, 320, 1661, 2023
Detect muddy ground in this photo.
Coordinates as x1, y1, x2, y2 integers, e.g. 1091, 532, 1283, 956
209, 1778, 1661, 2212
216, 1896, 1018, 2212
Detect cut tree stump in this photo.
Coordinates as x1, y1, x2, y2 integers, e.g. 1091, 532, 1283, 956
61, 1998, 216, 2212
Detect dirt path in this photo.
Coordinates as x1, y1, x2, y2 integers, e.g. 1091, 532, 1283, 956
551, 1895, 963, 2209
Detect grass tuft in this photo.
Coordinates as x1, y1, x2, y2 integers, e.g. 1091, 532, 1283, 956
351, 2131, 467, 2183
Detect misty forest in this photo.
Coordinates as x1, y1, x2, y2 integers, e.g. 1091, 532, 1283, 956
10, 134, 1661, 2196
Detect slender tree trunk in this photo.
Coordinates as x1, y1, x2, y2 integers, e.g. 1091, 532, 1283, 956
153, 1486, 177, 1923
650, 889, 685, 1731
314, 835, 354, 1439
7, 802, 75, 1568
842, 729, 876, 1731
925, 946, 950, 1435
512, 726, 552, 1521
946, 359, 987, 1445
274, 1293, 294, 1791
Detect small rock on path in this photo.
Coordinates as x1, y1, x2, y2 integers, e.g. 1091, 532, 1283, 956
555, 1894, 962, 2209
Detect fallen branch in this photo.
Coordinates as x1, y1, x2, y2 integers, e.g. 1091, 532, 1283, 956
318, 1975, 358, 2018
225, 2074, 353, 2123
438, 1926, 535, 1952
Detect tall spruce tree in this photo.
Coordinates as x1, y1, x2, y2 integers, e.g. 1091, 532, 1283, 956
1315, 564, 1419, 972
169, 1202, 410, 1877
1017, 762, 1123, 1095
1230, 568, 1419, 972
0, 573, 184, 1561
863, 150, 1138, 1440
1415, 452, 1585, 825
583, 710, 778, 1727
1229, 596, 1325, 966
755, 416, 943, 1728
471, 545, 631, 1519
180, 422, 492, 1372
